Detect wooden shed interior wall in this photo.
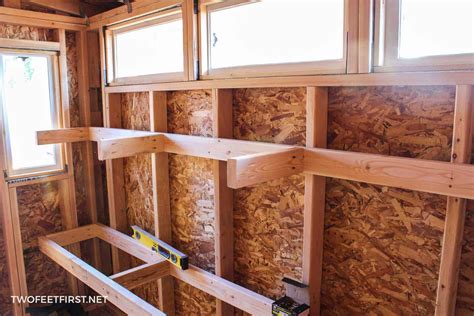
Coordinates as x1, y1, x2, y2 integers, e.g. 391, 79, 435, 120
0, 3, 473, 316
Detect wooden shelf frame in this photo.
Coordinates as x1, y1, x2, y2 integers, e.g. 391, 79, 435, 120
37, 126, 474, 199
39, 223, 274, 316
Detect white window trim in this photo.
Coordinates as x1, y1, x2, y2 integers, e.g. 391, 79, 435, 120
199, 0, 349, 79
0, 49, 65, 179
105, 8, 188, 86
374, 0, 474, 72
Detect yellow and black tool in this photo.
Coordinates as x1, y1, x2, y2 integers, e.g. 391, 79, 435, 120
132, 225, 189, 270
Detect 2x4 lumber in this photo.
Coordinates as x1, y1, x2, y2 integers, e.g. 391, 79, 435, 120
55, 28, 82, 296
227, 148, 304, 189
110, 261, 171, 290
7, 188, 28, 315
0, 6, 86, 30
22, 0, 81, 16
38, 237, 165, 316
304, 147, 474, 200
37, 127, 89, 145
46, 224, 99, 246
104, 71, 474, 94
37, 127, 474, 199
212, 88, 234, 315
3, 0, 20, 8
302, 87, 328, 316
76, 29, 102, 270
435, 85, 473, 316
358, 0, 373, 73
0, 38, 60, 51
103, 93, 131, 273
87, 0, 182, 30
170, 265, 273, 315
149, 91, 175, 315
346, 0, 359, 73
97, 134, 164, 160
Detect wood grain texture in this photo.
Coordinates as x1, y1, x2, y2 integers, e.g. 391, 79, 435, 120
321, 86, 454, 315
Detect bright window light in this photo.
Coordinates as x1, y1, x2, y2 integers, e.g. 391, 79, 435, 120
399, 0, 474, 58
114, 18, 184, 78
209, 0, 345, 69
1, 53, 61, 176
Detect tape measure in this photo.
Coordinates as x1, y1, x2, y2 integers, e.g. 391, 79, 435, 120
132, 226, 189, 270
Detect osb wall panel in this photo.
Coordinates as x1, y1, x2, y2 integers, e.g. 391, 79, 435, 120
321, 86, 455, 315
233, 88, 306, 303
17, 182, 69, 298
121, 92, 160, 308
457, 142, 474, 315
0, 24, 53, 41
167, 90, 216, 315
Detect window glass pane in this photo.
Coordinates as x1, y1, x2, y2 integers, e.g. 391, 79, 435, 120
209, 0, 344, 69
400, 0, 474, 58
115, 18, 184, 78
1, 54, 59, 173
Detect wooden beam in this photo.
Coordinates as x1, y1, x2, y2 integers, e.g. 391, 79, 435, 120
435, 85, 473, 315
97, 134, 165, 160
104, 71, 474, 93
0, 6, 86, 30
3, 0, 21, 8
149, 91, 175, 315
103, 93, 131, 273
38, 237, 165, 316
227, 148, 304, 188
22, 0, 81, 16
304, 147, 474, 199
37, 127, 89, 145
302, 87, 328, 316
55, 28, 82, 296
110, 261, 170, 290
170, 265, 273, 315
0, 38, 60, 51
346, 0, 359, 73
211, 88, 234, 316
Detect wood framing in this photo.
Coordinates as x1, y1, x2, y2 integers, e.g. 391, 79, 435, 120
0, 6, 86, 30
0, 38, 60, 51
39, 224, 274, 315
38, 127, 474, 200
211, 88, 234, 315
149, 91, 176, 315
302, 87, 328, 316
435, 85, 473, 315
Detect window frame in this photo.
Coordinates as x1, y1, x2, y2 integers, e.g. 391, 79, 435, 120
374, 0, 474, 72
199, 0, 349, 79
0, 49, 65, 179
105, 8, 189, 86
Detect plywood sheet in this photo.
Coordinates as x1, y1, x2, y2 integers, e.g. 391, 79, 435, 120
17, 182, 69, 299
321, 86, 454, 315
233, 88, 306, 306
168, 90, 216, 315
121, 92, 160, 308
0, 23, 53, 41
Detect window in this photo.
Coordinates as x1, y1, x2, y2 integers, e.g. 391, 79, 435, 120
0, 51, 63, 178
375, 0, 474, 71
106, 10, 186, 85
200, 0, 346, 78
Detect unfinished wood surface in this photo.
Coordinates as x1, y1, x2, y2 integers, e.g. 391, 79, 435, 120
121, 92, 160, 308
321, 86, 454, 315
0, 6, 86, 30
358, 0, 373, 73
302, 87, 328, 316
436, 85, 473, 315
104, 93, 131, 273
0, 219, 13, 315
168, 90, 216, 315
233, 88, 305, 309
0, 37, 59, 50
227, 148, 304, 189
211, 88, 234, 316
38, 237, 164, 316
150, 91, 175, 315
0, 22, 54, 41
111, 261, 170, 290
458, 195, 474, 314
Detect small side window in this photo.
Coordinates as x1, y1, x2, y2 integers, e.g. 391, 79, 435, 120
0, 51, 63, 178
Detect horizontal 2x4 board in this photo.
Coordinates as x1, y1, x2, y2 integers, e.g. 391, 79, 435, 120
37, 127, 474, 199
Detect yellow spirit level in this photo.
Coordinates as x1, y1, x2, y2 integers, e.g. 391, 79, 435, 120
132, 226, 189, 270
